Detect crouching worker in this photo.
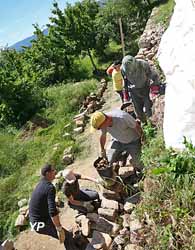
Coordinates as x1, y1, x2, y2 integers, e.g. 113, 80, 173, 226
62, 169, 100, 214
29, 164, 79, 249
90, 110, 144, 173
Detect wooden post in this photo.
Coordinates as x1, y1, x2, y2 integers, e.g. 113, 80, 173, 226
119, 18, 125, 57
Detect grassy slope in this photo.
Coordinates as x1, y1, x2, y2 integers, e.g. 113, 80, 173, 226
0, 80, 98, 239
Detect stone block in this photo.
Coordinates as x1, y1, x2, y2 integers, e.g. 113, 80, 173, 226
119, 166, 135, 178
101, 198, 119, 211
62, 154, 74, 165
74, 127, 84, 134
98, 208, 117, 222
15, 214, 27, 227
90, 217, 120, 236
18, 198, 28, 208
19, 205, 29, 215
102, 188, 121, 201
1, 240, 14, 250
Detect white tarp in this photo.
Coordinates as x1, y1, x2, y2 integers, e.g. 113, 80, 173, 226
158, 0, 195, 149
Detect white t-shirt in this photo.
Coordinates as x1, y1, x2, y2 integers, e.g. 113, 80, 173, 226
101, 109, 140, 143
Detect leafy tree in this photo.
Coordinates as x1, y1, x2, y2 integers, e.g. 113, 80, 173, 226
49, 0, 99, 71
96, 0, 151, 56
23, 25, 73, 86
0, 49, 44, 127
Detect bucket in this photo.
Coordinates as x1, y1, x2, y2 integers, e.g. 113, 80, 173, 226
93, 157, 113, 179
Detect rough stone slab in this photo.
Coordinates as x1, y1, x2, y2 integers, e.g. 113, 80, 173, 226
81, 216, 90, 237
121, 214, 131, 228
118, 166, 135, 178
98, 208, 117, 222
62, 132, 71, 139
85, 243, 96, 250
74, 113, 86, 122
102, 232, 112, 249
75, 214, 86, 224
102, 188, 121, 201
101, 198, 119, 211
63, 146, 73, 155
129, 219, 142, 232
86, 213, 99, 222
91, 231, 105, 249
62, 154, 74, 165
124, 193, 140, 205
90, 231, 112, 250
19, 205, 29, 215
75, 119, 84, 127
18, 198, 28, 208
90, 217, 120, 236
15, 214, 27, 227
74, 127, 84, 134
143, 177, 160, 193
124, 202, 136, 213
125, 244, 143, 250
1, 240, 14, 250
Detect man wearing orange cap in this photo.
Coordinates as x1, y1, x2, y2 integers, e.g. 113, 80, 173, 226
91, 110, 143, 172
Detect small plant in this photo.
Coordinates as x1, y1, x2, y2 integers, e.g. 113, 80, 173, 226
152, 137, 195, 179
143, 121, 157, 142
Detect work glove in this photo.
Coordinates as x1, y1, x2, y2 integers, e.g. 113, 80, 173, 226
56, 226, 66, 244
82, 201, 94, 213
100, 149, 107, 158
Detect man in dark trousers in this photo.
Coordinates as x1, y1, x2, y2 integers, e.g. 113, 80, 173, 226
121, 55, 159, 122
29, 163, 80, 250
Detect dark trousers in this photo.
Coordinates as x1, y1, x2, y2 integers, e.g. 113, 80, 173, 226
69, 189, 99, 213
31, 220, 79, 250
130, 86, 152, 122
116, 90, 124, 102
107, 139, 143, 171
32, 219, 58, 239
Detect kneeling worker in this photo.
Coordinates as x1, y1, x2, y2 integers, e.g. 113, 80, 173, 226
62, 169, 100, 214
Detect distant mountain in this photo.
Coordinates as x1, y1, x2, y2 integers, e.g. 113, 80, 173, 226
10, 29, 48, 51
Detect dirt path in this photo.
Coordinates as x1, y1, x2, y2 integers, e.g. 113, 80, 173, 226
15, 84, 121, 250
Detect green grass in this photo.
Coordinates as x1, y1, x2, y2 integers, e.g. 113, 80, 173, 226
153, 0, 175, 27
0, 80, 98, 240
137, 131, 195, 249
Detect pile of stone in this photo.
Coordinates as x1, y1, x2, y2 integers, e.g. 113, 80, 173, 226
59, 154, 145, 250
14, 198, 29, 231
73, 79, 108, 135
136, 8, 165, 66
71, 187, 143, 250
62, 146, 74, 166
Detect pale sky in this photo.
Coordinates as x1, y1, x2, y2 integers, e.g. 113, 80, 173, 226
0, 0, 76, 47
